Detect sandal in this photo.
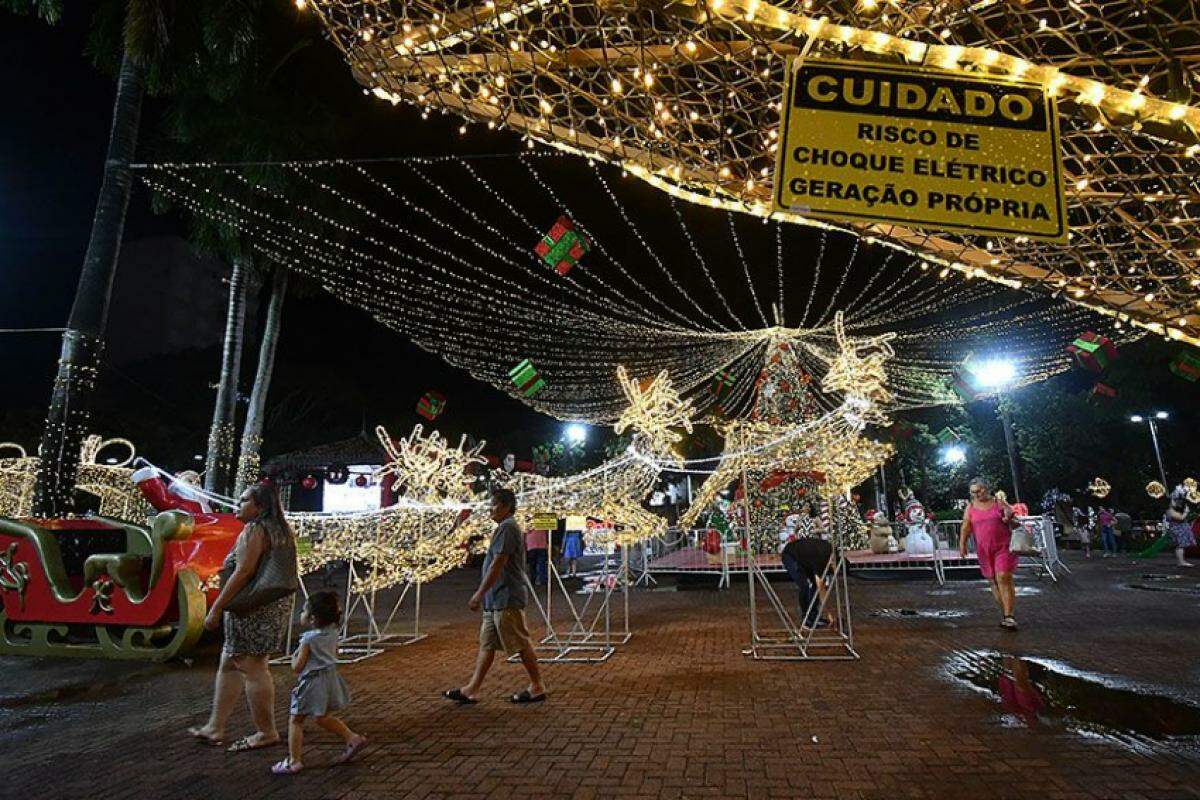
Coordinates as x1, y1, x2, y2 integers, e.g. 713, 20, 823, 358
227, 734, 282, 753
271, 759, 303, 775
442, 688, 478, 705
187, 726, 225, 747
1000, 616, 1018, 631
510, 689, 547, 704
334, 735, 368, 765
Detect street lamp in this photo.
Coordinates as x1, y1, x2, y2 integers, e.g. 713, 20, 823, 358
564, 423, 588, 444
1129, 412, 1169, 486
973, 359, 1017, 389
971, 357, 1024, 503
941, 444, 967, 465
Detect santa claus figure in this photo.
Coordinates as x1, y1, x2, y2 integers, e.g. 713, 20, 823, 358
131, 459, 214, 514
898, 487, 935, 555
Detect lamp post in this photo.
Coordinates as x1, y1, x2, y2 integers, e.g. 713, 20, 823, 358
1129, 412, 1169, 487
974, 359, 1023, 504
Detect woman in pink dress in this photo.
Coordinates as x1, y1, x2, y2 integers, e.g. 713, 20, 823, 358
959, 477, 1020, 630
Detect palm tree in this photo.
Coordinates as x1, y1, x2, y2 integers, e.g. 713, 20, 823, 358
153, 19, 342, 495
235, 264, 289, 495
204, 256, 251, 494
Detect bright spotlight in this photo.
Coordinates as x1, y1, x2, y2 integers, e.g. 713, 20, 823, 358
942, 444, 967, 465
564, 423, 588, 444
973, 358, 1017, 388
1155, 411, 1169, 420
1129, 415, 1144, 423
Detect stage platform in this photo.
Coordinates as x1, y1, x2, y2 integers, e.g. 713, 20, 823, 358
646, 546, 982, 586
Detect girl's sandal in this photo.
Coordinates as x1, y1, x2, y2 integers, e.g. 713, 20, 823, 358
1001, 616, 1019, 631
271, 759, 303, 775
334, 735, 368, 765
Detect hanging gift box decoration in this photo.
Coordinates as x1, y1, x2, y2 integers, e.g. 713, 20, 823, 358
416, 390, 447, 421
1169, 351, 1200, 382
935, 426, 961, 445
711, 369, 737, 414
1090, 382, 1118, 400
1067, 331, 1117, 372
951, 353, 983, 401
534, 215, 590, 275
951, 369, 980, 402
509, 359, 546, 397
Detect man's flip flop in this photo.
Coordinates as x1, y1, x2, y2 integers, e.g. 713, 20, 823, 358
510, 690, 546, 704
227, 735, 282, 753
442, 688, 478, 704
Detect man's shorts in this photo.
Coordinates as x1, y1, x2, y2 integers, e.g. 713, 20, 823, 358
479, 608, 532, 654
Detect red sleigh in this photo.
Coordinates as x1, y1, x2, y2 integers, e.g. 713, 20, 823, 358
0, 475, 241, 660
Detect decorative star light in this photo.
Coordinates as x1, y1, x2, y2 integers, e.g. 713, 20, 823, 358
821, 312, 897, 428
613, 366, 695, 457
374, 424, 486, 503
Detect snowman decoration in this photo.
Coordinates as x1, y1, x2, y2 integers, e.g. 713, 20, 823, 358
899, 488, 935, 555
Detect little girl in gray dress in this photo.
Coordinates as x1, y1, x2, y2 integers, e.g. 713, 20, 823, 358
272, 591, 367, 775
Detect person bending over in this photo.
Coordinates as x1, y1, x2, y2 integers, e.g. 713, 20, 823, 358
780, 531, 836, 630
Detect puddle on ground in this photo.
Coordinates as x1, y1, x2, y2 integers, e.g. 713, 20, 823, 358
945, 650, 1200, 758
1140, 574, 1184, 581
1124, 583, 1200, 596
871, 608, 968, 619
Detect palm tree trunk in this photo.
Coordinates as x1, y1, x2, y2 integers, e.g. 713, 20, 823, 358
32, 51, 145, 517
204, 257, 250, 495
235, 266, 288, 496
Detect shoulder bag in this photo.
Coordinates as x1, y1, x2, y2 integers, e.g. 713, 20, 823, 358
219, 522, 299, 614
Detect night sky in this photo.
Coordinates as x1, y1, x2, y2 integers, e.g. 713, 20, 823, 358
0, 7, 577, 468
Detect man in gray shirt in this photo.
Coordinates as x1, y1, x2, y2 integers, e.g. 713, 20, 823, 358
443, 488, 546, 704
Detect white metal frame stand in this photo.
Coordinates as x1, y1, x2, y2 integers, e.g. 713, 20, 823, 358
742, 549, 858, 661
740, 457, 857, 661
338, 560, 426, 662
510, 547, 630, 663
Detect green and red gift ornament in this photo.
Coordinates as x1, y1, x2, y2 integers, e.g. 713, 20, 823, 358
711, 368, 736, 412
416, 390, 447, 421
1067, 331, 1118, 373
1170, 351, 1200, 382
509, 359, 546, 397
951, 353, 987, 401
535, 215, 591, 275
935, 426, 961, 445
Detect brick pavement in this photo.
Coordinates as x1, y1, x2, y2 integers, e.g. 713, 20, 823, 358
5, 551, 1200, 800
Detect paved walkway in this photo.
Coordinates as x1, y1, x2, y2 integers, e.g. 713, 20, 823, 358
4, 552, 1200, 799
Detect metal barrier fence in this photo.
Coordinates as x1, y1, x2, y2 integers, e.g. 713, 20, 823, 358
645, 515, 1070, 586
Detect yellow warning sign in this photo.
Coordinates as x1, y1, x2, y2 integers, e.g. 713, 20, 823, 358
773, 57, 1066, 242
531, 513, 559, 531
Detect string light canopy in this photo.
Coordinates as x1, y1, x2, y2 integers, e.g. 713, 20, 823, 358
298, 0, 1200, 347
139, 154, 1138, 422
